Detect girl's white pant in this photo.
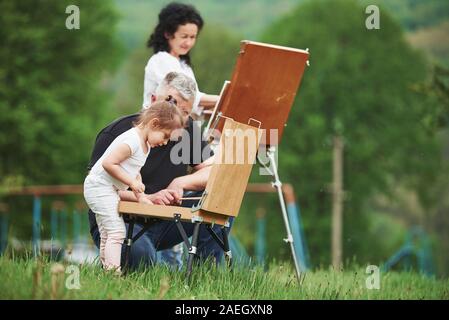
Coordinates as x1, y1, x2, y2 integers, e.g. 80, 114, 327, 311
84, 175, 126, 271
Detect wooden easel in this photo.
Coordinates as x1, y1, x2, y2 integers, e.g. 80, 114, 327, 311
119, 118, 261, 280
204, 40, 310, 282
120, 40, 309, 282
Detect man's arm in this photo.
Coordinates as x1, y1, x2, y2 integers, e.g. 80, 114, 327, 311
118, 189, 180, 205
199, 94, 219, 110
192, 154, 215, 171
166, 154, 215, 196
176, 165, 212, 190
118, 152, 214, 204
118, 190, 139, 202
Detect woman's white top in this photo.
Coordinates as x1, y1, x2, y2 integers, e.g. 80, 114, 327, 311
143, 51, 204, 114
88, 128, 150, 191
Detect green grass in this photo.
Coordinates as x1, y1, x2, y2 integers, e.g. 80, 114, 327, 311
1, 255, 448, 300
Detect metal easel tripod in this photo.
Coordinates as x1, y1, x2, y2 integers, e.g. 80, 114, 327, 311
258, 145, 306, 284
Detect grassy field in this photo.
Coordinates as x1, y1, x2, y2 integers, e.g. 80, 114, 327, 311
0, 255, 448, 300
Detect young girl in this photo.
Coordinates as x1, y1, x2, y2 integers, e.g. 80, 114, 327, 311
83, 100, 185, 273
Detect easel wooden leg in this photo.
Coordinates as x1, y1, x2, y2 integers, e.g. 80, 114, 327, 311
186, 221, 201, 282
260, 146, 304, 283
221, 227, 233, 269
123, 216, 135, 274
205, 224, 233, 269
174, 214, 192, 250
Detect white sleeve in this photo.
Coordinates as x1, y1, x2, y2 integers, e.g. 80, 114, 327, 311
192, 90, 205, 116
184, 64, 203, 114
151, 54, 182, 83
142, 64, 153, 109
143, 53, 182, 108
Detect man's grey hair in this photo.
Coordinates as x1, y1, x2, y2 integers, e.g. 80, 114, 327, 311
155, 72, 197, 101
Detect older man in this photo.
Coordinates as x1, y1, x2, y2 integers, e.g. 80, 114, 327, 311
87, 72, 230, 270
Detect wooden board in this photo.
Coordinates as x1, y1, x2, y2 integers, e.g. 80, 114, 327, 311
118, 201, 229, 225
213, 40, 309, 145
200, 119, 262, 217
119, 202, 193, 221
196, 210, 230, 226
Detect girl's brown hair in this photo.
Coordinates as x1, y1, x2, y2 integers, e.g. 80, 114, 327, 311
134, 101, 186, 130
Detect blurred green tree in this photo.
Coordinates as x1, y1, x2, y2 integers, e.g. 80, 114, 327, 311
191, 25, 241, 94
0, 0, 121, 186
371, 0, 449, 31
257, 0, 444, 266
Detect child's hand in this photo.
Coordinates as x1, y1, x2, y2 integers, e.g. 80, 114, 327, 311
130, 179, 145, 194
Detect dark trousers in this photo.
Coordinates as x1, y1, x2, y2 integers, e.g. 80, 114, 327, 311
89, 192, 234, 271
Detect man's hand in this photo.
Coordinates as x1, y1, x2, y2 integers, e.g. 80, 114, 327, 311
137, 194, 154, 205
166, 177, 185, 204
148, 189, 181, 205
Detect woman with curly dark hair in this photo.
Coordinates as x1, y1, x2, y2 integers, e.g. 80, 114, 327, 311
142, 2, 219, 115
